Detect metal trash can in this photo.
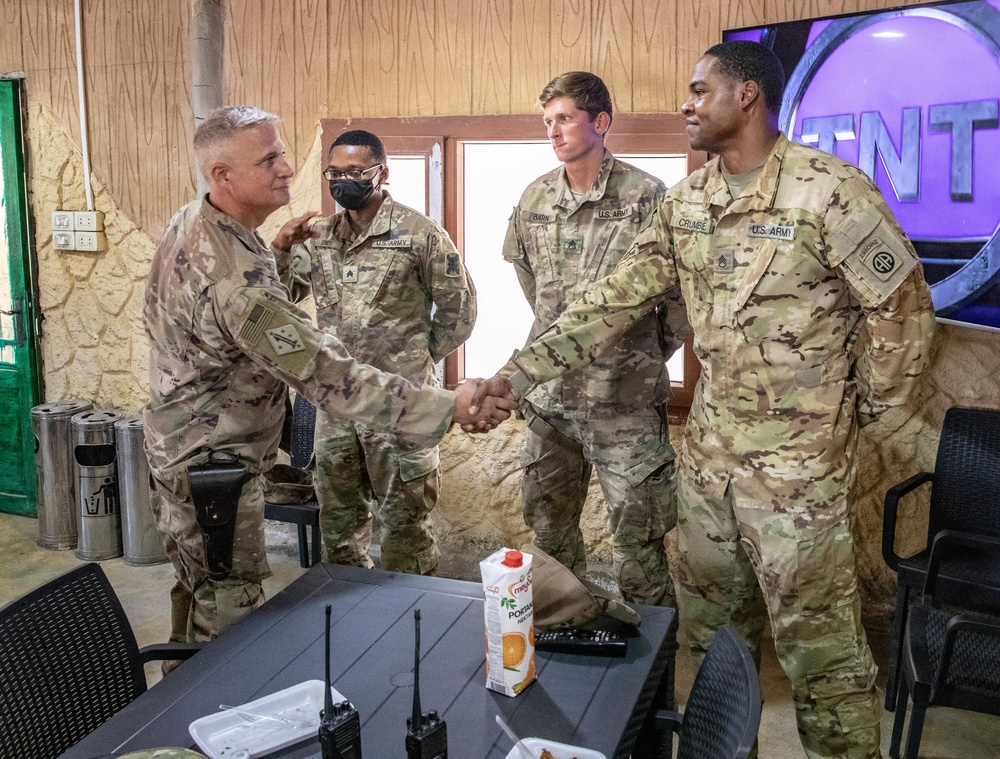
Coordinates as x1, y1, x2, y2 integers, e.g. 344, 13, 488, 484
31, 398, 94, 550
114, 414, 167, 566
72, 408, 124, 561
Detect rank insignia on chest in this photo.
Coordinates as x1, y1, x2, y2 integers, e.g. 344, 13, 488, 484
565, 238, 581, 254
715, 251, 734, 272
445, 253, 462, 277
266, 325, 306, 355
343, 265, 358, 283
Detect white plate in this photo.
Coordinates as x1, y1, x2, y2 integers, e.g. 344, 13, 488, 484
503, 737, 607, 759
189, 679, 347, 759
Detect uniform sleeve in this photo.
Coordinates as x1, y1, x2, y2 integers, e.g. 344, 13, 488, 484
646, 185, 690, 360
272, 241, 313, 304
502, 206, 537, 310
217, 282, 455, 448
502, 207, 679, 399
824, 179, 936, 426
425, 230, 478, 363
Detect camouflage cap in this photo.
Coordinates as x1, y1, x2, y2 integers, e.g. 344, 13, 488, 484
522, 544, 641, 629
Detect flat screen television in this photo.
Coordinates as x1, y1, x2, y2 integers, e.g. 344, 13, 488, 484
724, 0, 1000, 331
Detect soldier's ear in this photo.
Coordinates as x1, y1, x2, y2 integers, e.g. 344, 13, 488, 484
739, 80, 762, 112
210, 162, 231, 186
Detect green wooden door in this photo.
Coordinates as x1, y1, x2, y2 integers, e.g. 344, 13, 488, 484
0, 79, 42, 515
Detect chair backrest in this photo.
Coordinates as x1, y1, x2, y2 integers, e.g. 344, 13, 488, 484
677, 625, 762, 759
0, 563, 147, 759
290, 394, 317, 470
930, 406, 1000, 538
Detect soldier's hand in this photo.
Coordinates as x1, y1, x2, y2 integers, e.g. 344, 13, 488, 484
273, 211, 320, 252
453, 378, 518, 433
468, 375, 515, 418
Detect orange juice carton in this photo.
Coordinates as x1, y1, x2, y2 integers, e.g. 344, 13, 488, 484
480, 548, 536, 696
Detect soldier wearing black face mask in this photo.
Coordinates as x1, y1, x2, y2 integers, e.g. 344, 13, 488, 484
277, 129, 477, 576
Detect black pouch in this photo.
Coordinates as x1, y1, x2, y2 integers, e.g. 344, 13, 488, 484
188, 450, 253, 580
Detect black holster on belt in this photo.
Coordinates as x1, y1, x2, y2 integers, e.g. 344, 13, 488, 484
188, 450, 253, 581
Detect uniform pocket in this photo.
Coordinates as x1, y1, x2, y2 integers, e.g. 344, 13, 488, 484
398, 446, 439, 482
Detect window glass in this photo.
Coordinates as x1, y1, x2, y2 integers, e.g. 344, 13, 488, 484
385, 156, 427, 215
462, 141, 554, 377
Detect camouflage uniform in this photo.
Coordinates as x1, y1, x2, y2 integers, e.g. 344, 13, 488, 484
296, 193, 476, 574
503, 151, 687, 607
500, 135, 935, 759
144, 197, 455, 643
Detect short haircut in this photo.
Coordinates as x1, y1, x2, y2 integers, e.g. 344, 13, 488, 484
194, 106, 280, 175
194, 106, 280, 152
704, 41, 786, 115
538, 71, 613, 125
330, 129, 387, 164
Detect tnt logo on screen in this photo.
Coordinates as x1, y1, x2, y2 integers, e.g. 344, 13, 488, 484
777, 1, 1000, 318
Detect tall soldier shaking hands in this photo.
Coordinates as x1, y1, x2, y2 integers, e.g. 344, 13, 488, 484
472, 43, 935, 758
144, 107, 514, 650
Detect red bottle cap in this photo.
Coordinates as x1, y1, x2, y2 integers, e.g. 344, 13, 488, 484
501, 550, 523, 568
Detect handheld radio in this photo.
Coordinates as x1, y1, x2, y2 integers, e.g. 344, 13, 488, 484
318, 604, 363, 758
405, 609, 448, 759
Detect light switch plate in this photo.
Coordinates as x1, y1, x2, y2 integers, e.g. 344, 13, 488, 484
73, 210, 105, 232
53, 230, 75, 250
52, 211, 74, 231
74, 231, 107, 252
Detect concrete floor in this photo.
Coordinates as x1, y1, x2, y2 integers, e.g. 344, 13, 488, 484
2, 510, 998, 758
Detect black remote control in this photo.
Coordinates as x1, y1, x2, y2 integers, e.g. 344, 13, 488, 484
534, 628, 628, 657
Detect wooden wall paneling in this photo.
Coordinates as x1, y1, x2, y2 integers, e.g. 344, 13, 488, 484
368, 0, 401, 117
397, 0, 435, 115
327, 0, 366, 119
0, 0, 23, 74
719, 0, 766, 35
433, 0, 473, 115
548, 0, 592, 79
23, 0, 80, 147
159, 0, 195, 233
224, 2, 261, 118
631, 0, 679, 113
470, 0, 512, 114
293, 0, 328, 165
674, 0, 723, 109
260, 2, 298, 166
588, 0, 634, 112
509, 0, 552, 113
88, 1, 145, 227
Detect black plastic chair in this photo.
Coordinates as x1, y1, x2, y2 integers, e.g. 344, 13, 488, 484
264, 394, 321, 567
882, 406, 1000, 711
889, 530, 1000, 758
654, 625, 761, 759
0, 563, 200, 759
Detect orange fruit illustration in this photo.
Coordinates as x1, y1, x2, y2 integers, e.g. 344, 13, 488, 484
502, 631, 527, 668
528, 625, 535, 647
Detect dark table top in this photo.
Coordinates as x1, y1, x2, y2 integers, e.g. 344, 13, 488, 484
61, 563, 674, 759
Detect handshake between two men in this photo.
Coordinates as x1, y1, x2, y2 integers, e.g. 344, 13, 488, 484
451, 376, 517, 434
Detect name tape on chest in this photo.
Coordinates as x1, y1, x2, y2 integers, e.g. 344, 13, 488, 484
372, 237, 412, 249
528, 212, 553, 223
595, 206, 634, 220
747, 223, 795, 241
672, 216, 714, 234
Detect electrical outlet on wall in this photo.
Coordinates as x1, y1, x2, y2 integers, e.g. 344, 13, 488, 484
74, 231, 107, 252
73, 210, 105, 232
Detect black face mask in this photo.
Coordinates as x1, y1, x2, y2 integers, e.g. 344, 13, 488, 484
329, 178, 376, 211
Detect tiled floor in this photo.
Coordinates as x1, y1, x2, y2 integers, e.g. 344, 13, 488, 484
2, 510, 998, 758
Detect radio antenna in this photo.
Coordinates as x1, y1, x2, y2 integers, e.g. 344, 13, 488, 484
411, 608, 422, 730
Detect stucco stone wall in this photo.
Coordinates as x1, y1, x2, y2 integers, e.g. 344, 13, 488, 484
25, 106, 1000, 617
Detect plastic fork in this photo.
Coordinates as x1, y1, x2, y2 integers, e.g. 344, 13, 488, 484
219, 703, 318, 730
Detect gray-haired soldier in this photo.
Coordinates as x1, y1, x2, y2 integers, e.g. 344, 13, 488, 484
473, 43, 935, 759
144, 107, 513, 650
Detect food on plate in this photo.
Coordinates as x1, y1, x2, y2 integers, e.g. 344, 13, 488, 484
539, 749, 578, 759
